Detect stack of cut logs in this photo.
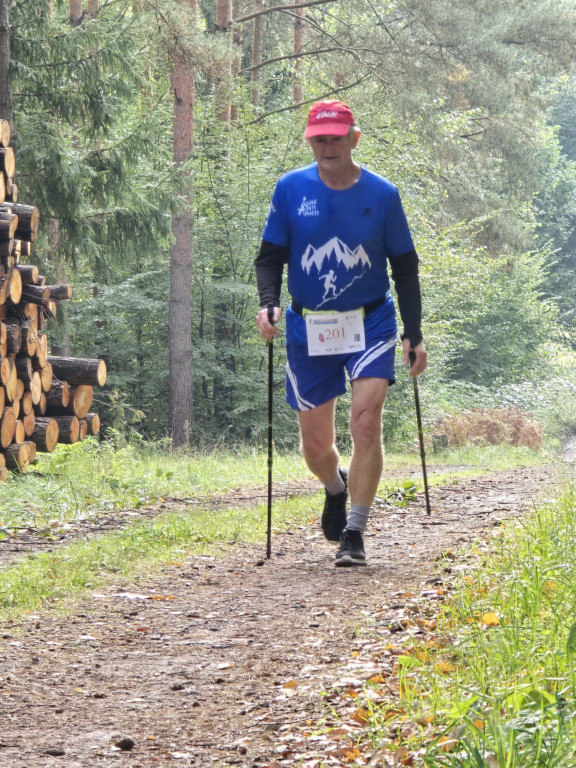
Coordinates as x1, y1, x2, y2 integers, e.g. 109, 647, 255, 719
0, 118, 106, 480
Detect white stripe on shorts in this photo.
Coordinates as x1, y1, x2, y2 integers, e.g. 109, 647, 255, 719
286, 362, 316, 411
350, 336, 397, 381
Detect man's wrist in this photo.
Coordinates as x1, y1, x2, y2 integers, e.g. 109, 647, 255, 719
400, 331, 423, 348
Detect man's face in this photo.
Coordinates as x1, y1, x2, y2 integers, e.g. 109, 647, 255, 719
307, 130, 360, 175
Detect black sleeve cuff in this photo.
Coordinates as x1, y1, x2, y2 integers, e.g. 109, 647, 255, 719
255, 240, 289, 308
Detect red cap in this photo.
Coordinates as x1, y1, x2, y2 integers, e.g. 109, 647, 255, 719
305, 100, 355, 138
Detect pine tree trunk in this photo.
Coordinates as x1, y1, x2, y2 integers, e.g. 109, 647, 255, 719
251, 0, 264, 107
230, 0, 242, 121
169, 0, 196, 447
48, 218, 73, 356
69, 0, 83, 26
0, 0, 12, 131
293, 3, 305, 104
215, 0, 233, 122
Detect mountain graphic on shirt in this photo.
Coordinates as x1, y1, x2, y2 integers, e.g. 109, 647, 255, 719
301, 237, 371, 306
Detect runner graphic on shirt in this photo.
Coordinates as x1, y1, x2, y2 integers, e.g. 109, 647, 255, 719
320, 269, 338, 300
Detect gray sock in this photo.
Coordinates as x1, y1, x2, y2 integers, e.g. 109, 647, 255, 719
346, 504, 370, 533
324, 471, 345, 496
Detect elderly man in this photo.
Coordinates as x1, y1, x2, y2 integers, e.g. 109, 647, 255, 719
255, 99, 427, 566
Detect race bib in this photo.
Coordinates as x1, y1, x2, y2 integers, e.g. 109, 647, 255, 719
305, 309, 366, 356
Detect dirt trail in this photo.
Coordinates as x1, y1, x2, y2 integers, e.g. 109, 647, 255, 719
0, 464, 572, 768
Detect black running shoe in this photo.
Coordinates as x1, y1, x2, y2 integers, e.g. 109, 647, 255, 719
335, 527, 366, 567
321, 468, 348, 542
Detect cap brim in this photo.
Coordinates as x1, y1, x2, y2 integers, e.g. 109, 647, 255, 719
305, 122, 352, 138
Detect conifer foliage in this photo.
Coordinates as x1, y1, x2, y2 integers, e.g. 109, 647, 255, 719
2, 0, 576, 448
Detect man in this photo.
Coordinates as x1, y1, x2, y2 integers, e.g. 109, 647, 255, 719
255, 99, 427, 567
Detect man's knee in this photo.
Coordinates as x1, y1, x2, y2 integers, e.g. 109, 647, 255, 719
300, 432, 332, 464
350, 407, 382, 447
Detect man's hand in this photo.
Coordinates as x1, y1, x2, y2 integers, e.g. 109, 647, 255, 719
403, 338, 427, 376
256, 305, 282, 340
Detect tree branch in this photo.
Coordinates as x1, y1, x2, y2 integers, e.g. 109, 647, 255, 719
234, 0, 337, 26
363, 0, 397, 42
239, 46, 341, 74
459, 129, 487, 140
243, 74, 371, 126
299, 12, 398, 92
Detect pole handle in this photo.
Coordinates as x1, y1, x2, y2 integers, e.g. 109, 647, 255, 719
267, 303, 275, 326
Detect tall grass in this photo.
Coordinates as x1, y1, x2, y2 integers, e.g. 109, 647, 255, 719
0, 436, 310, 533
368, 484, 576, 767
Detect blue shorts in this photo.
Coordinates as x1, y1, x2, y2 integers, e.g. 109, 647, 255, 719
285, 299, 398, 411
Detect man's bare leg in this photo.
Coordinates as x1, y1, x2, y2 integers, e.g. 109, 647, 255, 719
298, 398, 349, 540
297, 397, 340, 484
348, 377, 389, 518
333, 377, 388, 566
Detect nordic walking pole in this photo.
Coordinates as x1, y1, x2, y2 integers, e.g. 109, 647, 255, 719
266, 304, 275, 559
409, 351, 431, 516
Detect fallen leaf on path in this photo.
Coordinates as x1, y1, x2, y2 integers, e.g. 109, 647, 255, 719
437, 735, 458, 752
323, 726, 355, 741
350, 707, 370, 725
383, 708, 405, 721
368, 673, 386, 683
